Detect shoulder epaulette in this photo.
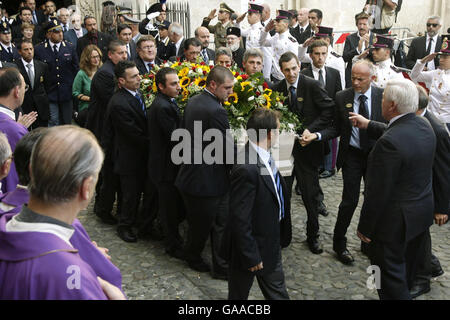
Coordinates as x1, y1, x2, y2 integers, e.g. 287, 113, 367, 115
330, 51, 341, 58
390, 65, 401, 73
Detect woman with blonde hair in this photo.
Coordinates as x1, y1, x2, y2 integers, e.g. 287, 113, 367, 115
72, 45, 103, 126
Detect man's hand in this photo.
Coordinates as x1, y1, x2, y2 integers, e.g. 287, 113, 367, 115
300, 129, 317, 147
421, 52, 439, 64
358, 48, 371, 60
92, 241, 111, 260
302, 36, 316, 48
264, 19, 275, 33
358, 34, 370, 51
236, 12, 247, 24
248, 262, 263, 272
349, 112, 370, 129
17, 111, 38, 128
97, 277, 126, 300
357, 230, 372, 244
207, 9, 217, 20
434, 213, 448, 226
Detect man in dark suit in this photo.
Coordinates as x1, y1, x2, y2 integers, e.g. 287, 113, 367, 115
63, 13, 87, 52
87, 40, 127, 225
134, 35, 162, 75
148, 67, 184, 258
25, 0, 45, 26
169, 38, 201, 63
297, 8, 322, 45
34, 19, 78, 126
175, 66, 235, 279
15, 39, 49, 128
289, 8, 309, 44
301, 39, 342, 211
195, 26, 215, 64
11, 7, 38, 40
108, 60, 148, 243
405, 16, 442, 70
77, 16, 113, 62
349, 84, 449, 298
343, 12, 374, 88
357, 79, 436, 300
117, 23, 137, 61
168, 22, 185, 58
0, 21, 20, 63
303, 60, 385, 264
273, 52, 334, 254
224, 108, 290, 300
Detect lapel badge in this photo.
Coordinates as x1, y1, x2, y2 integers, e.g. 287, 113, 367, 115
297, 97, 303, 102
40, 76, 44, 83
346, 103, 353, 109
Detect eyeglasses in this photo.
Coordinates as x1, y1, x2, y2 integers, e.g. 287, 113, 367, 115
427, 23, 439, 27
91, 55, 101, 59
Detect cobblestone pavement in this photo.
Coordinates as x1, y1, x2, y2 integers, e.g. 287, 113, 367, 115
78, 172, 450, 300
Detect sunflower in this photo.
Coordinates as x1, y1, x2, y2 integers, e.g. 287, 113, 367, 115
180, 76, 191, 88
195, 77, 207, 88
228, 92, 239, 104
178, 67, 189, 78
240, 81, 251, 91
181, 88, 189, 101
152, 81, 157, 93
262, 94, 271, 108
264, 88, 273, 96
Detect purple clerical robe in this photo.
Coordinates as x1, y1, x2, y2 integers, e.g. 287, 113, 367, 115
0, 111, 28, 193
0, 213, 108, 300
0, 187, 29, 215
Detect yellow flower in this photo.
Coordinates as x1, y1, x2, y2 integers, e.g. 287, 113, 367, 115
264, 88, 273, 96
263, 94, 271, 108
152, 81, 157, 93
240, 81, 251, 91
195, 77, 207, 88
180, 76, 191, 88
178, 67, 189, 78
228, 92, 238, 104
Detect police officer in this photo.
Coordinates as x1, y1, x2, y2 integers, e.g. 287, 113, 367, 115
34, 19, 79, 126
0, 21, 20, 63
353, 34, 404, 88
236, 3, 264, 50
202, 3, 236, 49
157, 20, 176, 62
259, 10, 298, 82
298, 26, 346, 89
139, 3, 164, 38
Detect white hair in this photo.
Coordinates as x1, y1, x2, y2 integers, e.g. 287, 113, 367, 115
0, 132, 12, 166
384, 79, 419, 114
427, 15, 441, 25
57, 8, 69, 16
353, 59, 376, 77
169, 22, 183, 36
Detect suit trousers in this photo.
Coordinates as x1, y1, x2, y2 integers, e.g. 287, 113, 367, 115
228, 251, 290, 300
136, 177, 159, 236
48, 100, 73, 126
94, 161, 121, 219
181, 191, 229, 273
333, 146, 368, 252
158, 182, 185, 251
293, 151, 321, 240
412, 229, 444, 285
118, 174, 145, 228
369, 231, 428, 300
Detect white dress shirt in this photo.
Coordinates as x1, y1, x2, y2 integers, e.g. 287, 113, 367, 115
311, 65, 326, 85
425, 33, 439, 70
350, 87, 373, 149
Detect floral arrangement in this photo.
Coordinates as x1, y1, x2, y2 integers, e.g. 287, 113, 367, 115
140, 60, 301, 133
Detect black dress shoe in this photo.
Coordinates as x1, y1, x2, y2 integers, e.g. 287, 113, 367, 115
187, 260, 211, 273
317, 201, 329, 217
410, 283, 430, 299
117, 227, 137, 243
336, 249, 354, 265
295, 184, 302, 196
431, 267, 444, 278
307, 239, 323, 254
166, 248, 186, 260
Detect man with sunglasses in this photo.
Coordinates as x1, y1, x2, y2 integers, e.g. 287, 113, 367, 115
406, 16, 443, 70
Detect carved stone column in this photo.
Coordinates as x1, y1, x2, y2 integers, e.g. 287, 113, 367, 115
75, 0, 99, 20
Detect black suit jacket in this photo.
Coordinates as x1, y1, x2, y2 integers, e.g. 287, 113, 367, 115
367, 111, 450, 216
406, 35, 442, 70
343, 32, 375, 88
77, 32, 113, 62
86, 60, 116, 141
204, 47, 215, 63
64, 28, 87, 51
134, 56, 163, 75
108, 88, 148, 175
222, 143, 292, 275
301, 65, 342, 99
175, 90, 233, 197
148, 93, 181, 184
319, 86, 385, 170
358, 113, 436, 242
15, 59, 50, 121
297, 25, 312, 45
273, 74, 334, 166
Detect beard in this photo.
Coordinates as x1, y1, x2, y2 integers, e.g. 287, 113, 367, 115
227, 42, 240, 52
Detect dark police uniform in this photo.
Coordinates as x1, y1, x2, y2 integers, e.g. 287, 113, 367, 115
0, 21, 20, 63
34, 19, 79, 126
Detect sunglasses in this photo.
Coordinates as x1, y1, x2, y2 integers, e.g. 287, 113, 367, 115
427, 23, 439, 27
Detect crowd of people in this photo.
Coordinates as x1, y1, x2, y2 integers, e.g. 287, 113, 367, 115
0, 0, 448, 301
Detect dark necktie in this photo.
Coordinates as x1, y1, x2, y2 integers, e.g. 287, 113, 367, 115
147, 62, 154, 72
299, 27, 304, 34
136, 93, 147, 116
358, 95, 369, 152
318, 69, 325, 86
7, 47, 12, 55
268, 156, 285, 220
289, 86, 297, 111
201, 49, 209, 63
53, 44, 58, 55
32, 12, 38, 25
425, 38, 433, 68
